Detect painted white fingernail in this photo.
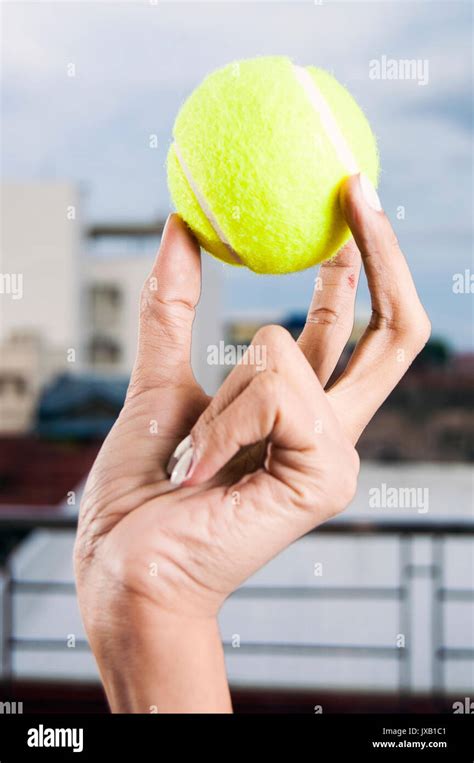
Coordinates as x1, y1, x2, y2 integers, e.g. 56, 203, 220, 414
360, 173, 382, 211
170, 446, 194, 486
161, 213, 172, 238
166, 434, 192, 476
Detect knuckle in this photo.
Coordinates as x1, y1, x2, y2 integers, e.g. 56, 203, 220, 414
253, 324, 293, 355
411, 311, 432, 352
194, 397, 219, 430
324, 241, 359, 267
140, 284, 194, 339
402, 312, 432, 357
139, 283, 162, 329
306, 305, 340, 327
190, 415, 208, 451
255, 368, 284, 400
370, 303, 431, 356
192, 405, 230, 454
206, 416, 232, 454
368, 307, 400, 334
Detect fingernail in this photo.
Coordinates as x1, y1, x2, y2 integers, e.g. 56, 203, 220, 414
170, 446, 195, 486
359, 173, 382, 211
166, 434, 192, 476
161, 213, 172, 239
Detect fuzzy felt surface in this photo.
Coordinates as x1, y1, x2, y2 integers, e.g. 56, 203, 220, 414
167, 56, 379, 274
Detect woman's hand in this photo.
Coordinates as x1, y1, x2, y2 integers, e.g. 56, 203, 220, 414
74, 174, 430, 712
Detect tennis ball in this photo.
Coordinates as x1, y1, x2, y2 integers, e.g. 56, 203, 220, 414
167, 56, 379, 275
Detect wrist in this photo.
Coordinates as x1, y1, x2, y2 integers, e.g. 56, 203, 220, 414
89, 599, 232, 714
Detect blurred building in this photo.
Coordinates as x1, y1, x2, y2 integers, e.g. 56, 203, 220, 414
0, 331, 67, 434
83, 244, 158, 376
0, 183, 82, 434
85, 224, 224, 394
0, 182, 223, 435
0, 183, 81, 350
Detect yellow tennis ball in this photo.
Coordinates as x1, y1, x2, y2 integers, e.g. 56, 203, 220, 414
167, 56, 379, 275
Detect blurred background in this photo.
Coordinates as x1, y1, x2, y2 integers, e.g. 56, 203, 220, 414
0, 0, 472, 714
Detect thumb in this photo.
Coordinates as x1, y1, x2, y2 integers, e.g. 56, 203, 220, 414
129, 214, 202, 393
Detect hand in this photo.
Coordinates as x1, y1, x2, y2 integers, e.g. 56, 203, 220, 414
74, 174, 430, 712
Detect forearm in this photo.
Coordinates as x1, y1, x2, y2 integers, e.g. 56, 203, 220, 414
92, 604, 232, 714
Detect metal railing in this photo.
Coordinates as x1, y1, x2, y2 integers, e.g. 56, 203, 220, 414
0, 512, 473, 698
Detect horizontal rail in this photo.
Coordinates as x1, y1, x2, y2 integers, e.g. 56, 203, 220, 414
230, 586, 403, 600
10, 639, 474, 663
225, 643, 402, 657
10, 637, 400, 659
12, 581, 76, 594
437, 647, 474, 660
11, 638, 90, 651
439, 589, 474, 601
316, 517, 474, 536
11, 582, 405, 600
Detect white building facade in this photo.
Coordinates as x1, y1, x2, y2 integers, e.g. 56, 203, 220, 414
0, 182, 223, 433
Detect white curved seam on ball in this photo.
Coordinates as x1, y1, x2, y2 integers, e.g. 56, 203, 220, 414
172, 142, 243, 265
293, 65, 359, 175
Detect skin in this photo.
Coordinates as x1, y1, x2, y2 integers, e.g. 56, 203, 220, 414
74, 175, 431, 713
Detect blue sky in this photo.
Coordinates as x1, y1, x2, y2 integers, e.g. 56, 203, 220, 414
1, 0, 472, 349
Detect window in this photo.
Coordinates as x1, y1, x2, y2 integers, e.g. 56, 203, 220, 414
88, 337, 121, 367
89, 284, 122, 328
0, 374, 28, 396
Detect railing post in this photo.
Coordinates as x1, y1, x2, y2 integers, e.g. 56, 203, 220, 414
399, 533, 412, 699
432, 535, 444, 699
0, 559, 13, 690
